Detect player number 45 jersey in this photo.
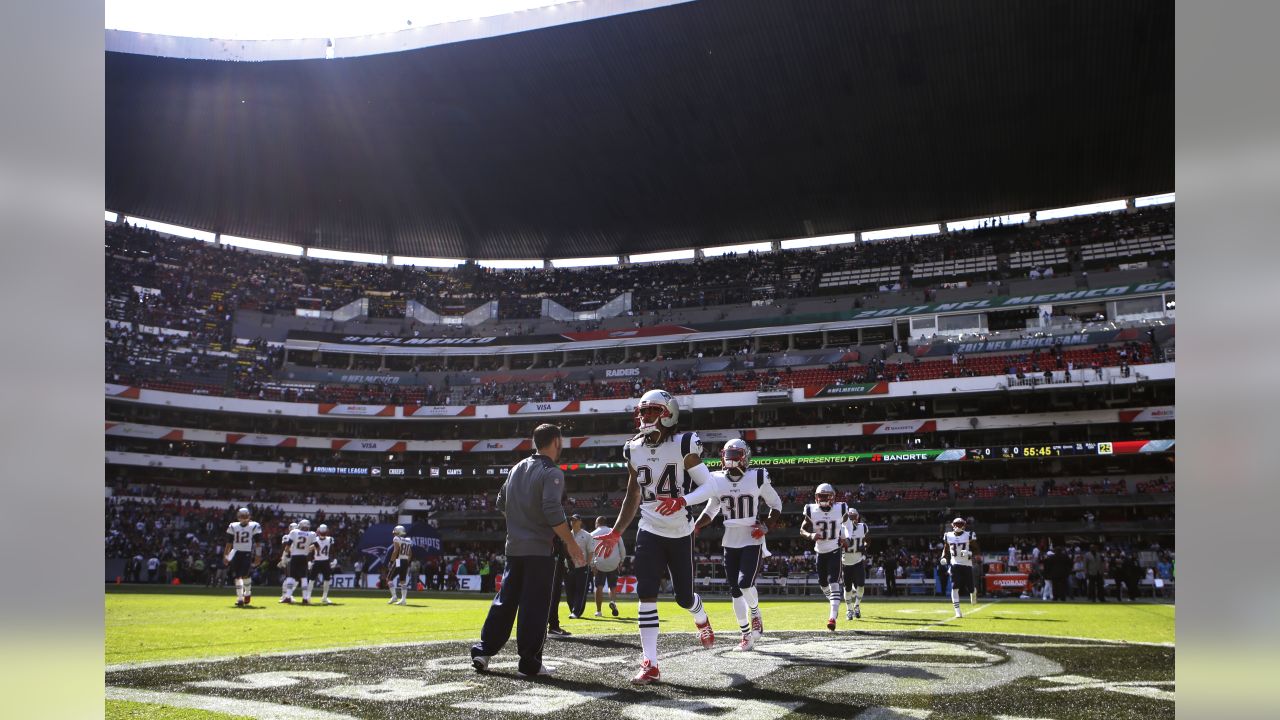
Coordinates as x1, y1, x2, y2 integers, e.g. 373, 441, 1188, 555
225, 521, 261, 552
623, 431, 709, 538
804, 502, 848, 554
944, 530, 978, 567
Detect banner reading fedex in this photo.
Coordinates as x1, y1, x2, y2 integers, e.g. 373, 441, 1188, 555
358, 523, 443, 572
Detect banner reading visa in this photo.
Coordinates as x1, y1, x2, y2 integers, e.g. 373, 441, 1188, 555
809, 382, 890, 398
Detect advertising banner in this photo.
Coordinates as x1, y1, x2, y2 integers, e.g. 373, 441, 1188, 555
357, 523, 443, 573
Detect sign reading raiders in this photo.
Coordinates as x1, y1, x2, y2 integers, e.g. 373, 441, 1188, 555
105, 631, 1173, 719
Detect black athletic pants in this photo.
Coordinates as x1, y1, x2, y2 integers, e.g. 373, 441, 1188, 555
472, 555, 555, 676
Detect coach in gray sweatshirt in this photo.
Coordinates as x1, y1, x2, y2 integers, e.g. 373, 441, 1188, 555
471, 424, 585, 677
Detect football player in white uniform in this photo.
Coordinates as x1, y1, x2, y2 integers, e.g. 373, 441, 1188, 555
307, 524, 335, 605
386, 525, 412, 605
277, 522, 298, 602
694, 439, 782, 651
280, 520, 315, 604
941, 517, 980, 618
223, 508, 262, 607
800, 483, 848, 631
840, 507, 870, 621
594, 389, 719, 685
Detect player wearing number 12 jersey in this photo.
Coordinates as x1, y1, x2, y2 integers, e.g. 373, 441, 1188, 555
223, 508, 261, 607
801, 483, 848, 631
694, 439, 782, 651
594, 389, 719, 686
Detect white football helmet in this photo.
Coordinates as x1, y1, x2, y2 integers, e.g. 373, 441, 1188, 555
289, 522, 299, 531
298, 519, 311, 531
815, 483, 836, 510
721, 438, 751, 476
634, 389, 679, 443
316, 524, 329, 535
237, 508, 251, 521
847, 507, 861, 524
393, 525, 406, 536
952, 517, 967, 532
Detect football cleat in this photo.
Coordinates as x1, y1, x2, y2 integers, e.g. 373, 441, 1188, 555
301, 599, 310, 605
750, 612, 764, 636
322, 598, 333, 605
235, 598, 244, 607
243, 595, 251, 605
517, 664, 556, 678
854, 606, 861, 619
827, 617, 837, 632
631, 660, 661, 685
695, 619, 715, 648
594, 611, 603, 617
954, 610, 964, 618
739, 631, 760, 651
471, 655, 490, 673
387, 597, 397, 604
397, 599, 407, 606
610, 602, 619, 617
279, 597, 292, 604
846, 607, 853, 621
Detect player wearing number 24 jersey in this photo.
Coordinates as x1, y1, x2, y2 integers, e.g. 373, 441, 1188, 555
594, 389, 720, 686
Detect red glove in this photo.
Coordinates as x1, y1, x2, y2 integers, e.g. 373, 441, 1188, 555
594, 530, 621, 560
750, 524, 768, 539
656, 497, 687, 516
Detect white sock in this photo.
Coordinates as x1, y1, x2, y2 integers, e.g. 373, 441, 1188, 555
638, 602, 660, 664
731, 595, 750, 634
243, 579, 252, 596
283, 578, 296, 597
400, 584, 408, 601
302, 579, 311, 600
855, 587, 864, 607
390, 580, 398, 599
322, 580, 330, 600
951, 588, 961, 613
742, 586, 760, 616
829, 583, 843, 617
235, 578, 244, 599
688, 593, 708, 625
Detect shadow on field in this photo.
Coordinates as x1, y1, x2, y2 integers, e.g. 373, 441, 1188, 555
987, 615, 1066, 623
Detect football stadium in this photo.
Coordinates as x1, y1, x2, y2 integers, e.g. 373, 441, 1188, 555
104, 2, 1174, 718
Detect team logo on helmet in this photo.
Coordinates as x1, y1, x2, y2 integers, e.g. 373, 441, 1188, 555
722, 438, 751, 476
634, 389, 679, 443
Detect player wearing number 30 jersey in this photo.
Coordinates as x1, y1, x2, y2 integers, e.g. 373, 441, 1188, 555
801, 483, 848, 631
694, 438, 782, 651
594, 389, 719, 686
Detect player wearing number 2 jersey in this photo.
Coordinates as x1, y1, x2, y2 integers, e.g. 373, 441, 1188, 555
593, 389, 719, 686
694, 439, 782, 651
801, 483, 848, 631
223, 508, 261, 607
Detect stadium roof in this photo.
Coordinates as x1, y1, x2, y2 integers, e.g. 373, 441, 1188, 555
105, 0, 1173, 261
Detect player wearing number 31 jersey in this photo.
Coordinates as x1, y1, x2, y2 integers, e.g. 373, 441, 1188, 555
594, 389, 719, 686
801, 484, 849, 631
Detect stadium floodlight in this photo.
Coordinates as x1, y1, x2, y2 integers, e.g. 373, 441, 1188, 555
476, 259, 543, 270
122, 216, 216, 243
220, 235, 304, 256
946, 213, 1032, 232
779, 232, 858, 250
630, 249, 696, 264
1036, 199, 1128, 221
863, 224, 941, 242
105, 210, 120, 223
392, 256, 463, 268
701, 241, 773, 257
306, 248, 387, 265
551, 256, 619, 268
1135, 192, 1175, 207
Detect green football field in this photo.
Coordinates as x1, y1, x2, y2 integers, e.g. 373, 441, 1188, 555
105, 586, 1174, 719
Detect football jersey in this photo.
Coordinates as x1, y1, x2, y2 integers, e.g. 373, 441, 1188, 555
623, 431, 714, 539
311, 535, 334, 562
285, 529, 316, 557
803, 501, 848, 554
841, 520, 869, 565
944, 530, 978, 567
391, 535, 413, 565
225, 521, 261, 552
704, 468, 783, 548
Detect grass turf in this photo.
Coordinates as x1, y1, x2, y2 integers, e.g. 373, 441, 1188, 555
106, 586, 1173, 666
105, 700, 250, 720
